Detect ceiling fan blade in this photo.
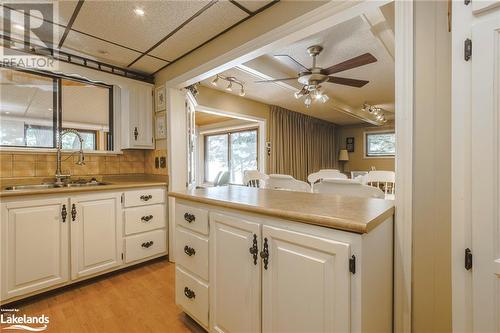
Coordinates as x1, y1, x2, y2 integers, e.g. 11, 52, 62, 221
254, 77, 298, 83
273, 54, 310, 72
328, 76, 369, 87
323, 53, 377, 75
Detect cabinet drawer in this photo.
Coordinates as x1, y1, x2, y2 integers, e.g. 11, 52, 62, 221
175, 203, 208, 235
124, 230, 166, 263
175, 227, 209, 280
176, 266, 209, 328
124, 204, 165, 235
123, 188, 164, 207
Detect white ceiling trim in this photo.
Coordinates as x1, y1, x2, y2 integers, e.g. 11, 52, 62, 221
362, 8, 395, 60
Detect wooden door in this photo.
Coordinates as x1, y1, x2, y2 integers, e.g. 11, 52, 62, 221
261, 225, 351, 333
70, 193, 122, 279
1, 198, 69, 300
471, 15, 500, 333
210, 213, 261, 333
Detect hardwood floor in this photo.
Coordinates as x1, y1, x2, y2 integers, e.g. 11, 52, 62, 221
0, 259, 206, 333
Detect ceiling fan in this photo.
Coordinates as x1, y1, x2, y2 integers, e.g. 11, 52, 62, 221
255, 45, 377, 107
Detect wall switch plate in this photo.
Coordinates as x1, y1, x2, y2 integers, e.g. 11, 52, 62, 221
159, 156, 166, 168
155, 157, 159, 168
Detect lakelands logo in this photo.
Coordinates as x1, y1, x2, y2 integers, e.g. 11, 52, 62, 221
0, 309, 49, 332
1, 1, 58, 70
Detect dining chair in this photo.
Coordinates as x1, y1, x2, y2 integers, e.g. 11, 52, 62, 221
265, 174, 311, 192
363, 171, 395, 198
243, 170, 268, 188
313, 178, 385, 199
214, 171, 230, 186
307, 169, 347, 184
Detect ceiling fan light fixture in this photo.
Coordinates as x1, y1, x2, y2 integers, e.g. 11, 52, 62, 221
319, 94, 329, 103
304, 95, 312, 108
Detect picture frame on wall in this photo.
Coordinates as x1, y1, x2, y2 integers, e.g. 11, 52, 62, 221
346, 137, 355, 152
155, 85, 166, 112
155, 113, 166, 139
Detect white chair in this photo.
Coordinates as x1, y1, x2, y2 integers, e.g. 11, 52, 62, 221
265, 174, 311, 192
214, 171, 230, 186
362, 171, 395, 199
307, 169, 347, 184
243, 170, 268, 188
313, 178, 385, 199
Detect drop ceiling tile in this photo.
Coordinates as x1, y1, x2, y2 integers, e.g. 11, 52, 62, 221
71, 1, 210, 53
236, 0, 274, 12
129, 56, 169, 74
150, 1, 247, 61
62, 30, 141, 68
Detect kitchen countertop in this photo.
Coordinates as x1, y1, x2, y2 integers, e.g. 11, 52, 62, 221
169, 186, 395, 234
0, 174, 168, 198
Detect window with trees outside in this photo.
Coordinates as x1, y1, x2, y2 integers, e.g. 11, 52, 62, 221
204, 128, 258, 184
365, 131, 396, 157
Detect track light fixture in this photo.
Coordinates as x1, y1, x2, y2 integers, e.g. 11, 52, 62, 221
362, 103, 388, 123
210, 74, 245, 97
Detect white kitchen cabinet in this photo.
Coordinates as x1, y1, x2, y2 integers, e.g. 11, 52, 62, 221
261, 225, 351, 333
121, 84, 154, 149
210, 213, 261, 333
1, 198, 69, 300
70, 192, 122, 279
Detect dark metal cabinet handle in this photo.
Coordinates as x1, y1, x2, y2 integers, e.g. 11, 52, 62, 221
141, 215, 153, 222
141, 241, 154, 248
249, 234, 258, 265
61, 205, 67, 223
184, 245, 196, 256
71, 204, 77, 221
184, 213, 195, 223
260, 237, 269, 270
133, 127, 139, 140
184, 287, 196, 299
140, 194, 152, 201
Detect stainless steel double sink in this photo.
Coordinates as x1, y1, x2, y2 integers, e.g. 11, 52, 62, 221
4, 180, 110, 191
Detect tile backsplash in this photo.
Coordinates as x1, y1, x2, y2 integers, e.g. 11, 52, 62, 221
0, 149, 162, 178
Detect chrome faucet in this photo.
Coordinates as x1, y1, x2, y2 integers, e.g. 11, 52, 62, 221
55, 129, 85, 185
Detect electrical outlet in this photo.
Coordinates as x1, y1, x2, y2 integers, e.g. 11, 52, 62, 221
159, 156, 166, 168
155, 157, 159, 168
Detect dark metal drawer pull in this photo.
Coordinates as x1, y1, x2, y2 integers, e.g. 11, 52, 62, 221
71, 204, 77, 221
249, 234, 258, 265
260, 237, 269, 270
61, 204, 67, 223
141, 215, 153, 222
184, 245, 196, 256
140, 194, 152, 201
184, 213, 195, 223
184, 287, 195, 299
141, 241, 154, 248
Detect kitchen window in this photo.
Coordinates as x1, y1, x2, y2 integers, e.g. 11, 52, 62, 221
364, 131, 396, 157
204, 128, 258, 184
0, 67, 113, 151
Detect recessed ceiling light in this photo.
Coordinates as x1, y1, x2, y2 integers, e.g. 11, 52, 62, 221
13, 24, 24, 31
133, 8, 145, 16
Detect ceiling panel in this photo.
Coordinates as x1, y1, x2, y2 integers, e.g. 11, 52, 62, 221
150, 1, 247, 61
129, 56, 169, 74
236, 0, 274, 12
71, 1, 210, 53
62, 30, 142, 67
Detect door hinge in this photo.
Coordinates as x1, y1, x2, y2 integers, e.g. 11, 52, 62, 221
349, 255, 356, 274
464, 38, 472, 61
120, 194, 124, 204
465, 248, 473, 270
464, 0, 471, 5
121, 253, 124, 260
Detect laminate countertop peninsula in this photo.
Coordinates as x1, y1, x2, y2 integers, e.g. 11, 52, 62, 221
0, 174, 168, 198
169, 185, 395, 234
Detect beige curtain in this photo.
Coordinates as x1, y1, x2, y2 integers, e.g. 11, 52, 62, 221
269, 105, 338, 181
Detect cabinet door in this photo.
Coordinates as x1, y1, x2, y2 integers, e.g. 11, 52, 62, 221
129, 85, 153, 148
70, 193, 122, 279
262, 225, 351, 333
1, 198, 69, 300
210, 213, 261, 333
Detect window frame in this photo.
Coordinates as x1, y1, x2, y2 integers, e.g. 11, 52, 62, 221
363, 130, 396, 159
203, 127, 259, 184
0, 66, 114, 151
